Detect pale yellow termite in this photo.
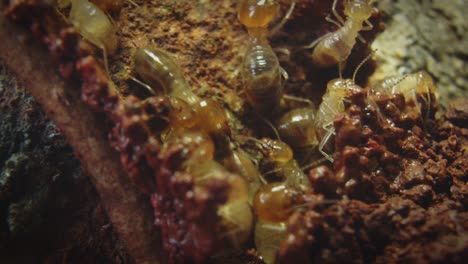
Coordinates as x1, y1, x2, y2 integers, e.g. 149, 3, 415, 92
68, 0, 118, 74
305, 0, 374, 77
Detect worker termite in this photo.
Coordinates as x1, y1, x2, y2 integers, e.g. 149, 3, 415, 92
159, 99, 254, 251
222, 148, 264, 204
159, 105, 253, 248
131, 46, 231, 139
315, 79, 357, 161
305, 0, 374, 76
314, 51, 373, 162
238, 0, 296, 114
159, 128, 253, 250
254, 182, 302, 222
189, 159, 254, 250
65, 0, 118, 74
250, 138, 311, 191
254, 219, 287, 264
162, 130, 215, 172
253, 182, 302, 264
132, 47, 200, 105
373, 71, 438, 121
169, 97, 231, 137
276, 107, 320, 164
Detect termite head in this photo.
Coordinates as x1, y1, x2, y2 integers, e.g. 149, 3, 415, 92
414, 71, 436, 96
238, 0, 279, 29
253, 182, 302, 222
344, 0, 373, 21
257, 138, 293, 167
194, 99, 231, 137
326, 78, 356, 98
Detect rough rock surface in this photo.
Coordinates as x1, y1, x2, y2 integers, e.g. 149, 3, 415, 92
372, 0, 468, 105
0, 62, 132, 263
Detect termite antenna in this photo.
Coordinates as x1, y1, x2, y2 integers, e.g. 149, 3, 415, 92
270, 1, 296, 36
389, 74, 410, 94
303, 33, 329, 49
255, 113, 281, 140
282, 94, 314, 106
352, 49, 377, 83
129, 75, 156, 95
300, 155, 334, 171
292, 198, 340, 210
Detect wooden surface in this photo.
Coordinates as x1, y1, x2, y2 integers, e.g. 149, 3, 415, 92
0, 15, 161, 264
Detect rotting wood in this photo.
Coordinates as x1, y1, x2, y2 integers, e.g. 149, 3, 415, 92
0, 16, 161, 264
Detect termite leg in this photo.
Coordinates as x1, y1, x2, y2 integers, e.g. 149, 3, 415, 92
274, 47, 291, 58
303, 33, 329, 49
280, 66, 289, 84
318, 129, 334, 162
55, 8, 69, 23
258, 113, 281, 140
325, 14, 342, 28
100, 43, 111, 76
352, 50, 375, 82
357, 34, 366, 44
301, 155, 331, 171
331, 0, 345, 25
363, 19, 374, 31
357, 20, 374, 43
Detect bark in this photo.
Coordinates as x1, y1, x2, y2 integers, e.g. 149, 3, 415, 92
0, 15, 160, 264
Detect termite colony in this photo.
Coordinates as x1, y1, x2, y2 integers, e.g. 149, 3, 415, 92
4, 0, 444, 263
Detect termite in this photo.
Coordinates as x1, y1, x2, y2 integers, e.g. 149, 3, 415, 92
67, 0, 118, 74
276, 107, 319, 164
222, 148, 264, 204
132, 46, 231, 138
254, 182, 302, 222
315, 51, 372, 162
253, 182, 302, 264
160, 119, 253, 249
254, 219, 287, 264
131, 47, 231, 152
133, 47, 199, 104
305, 0, 374, 77
250, 138, 311, 191
190, 159, 254, 250
238, 0, 296, 114
162, 130, 215, 172
373, 71, 437, 120
161, 106, 254, 251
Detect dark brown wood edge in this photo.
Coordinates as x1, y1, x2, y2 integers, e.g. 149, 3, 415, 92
0, 15, 161, 264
